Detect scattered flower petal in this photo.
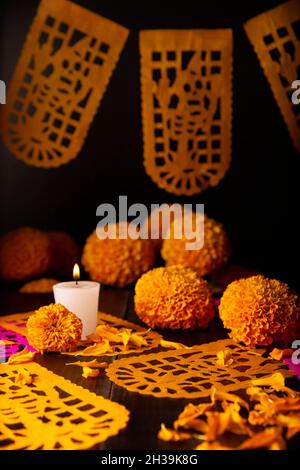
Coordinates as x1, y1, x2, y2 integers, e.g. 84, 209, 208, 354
69, 340, 113, 357
251, 372, 286, 391
174, 403, 212, 430
66, 360, 108, 369
82, 367, 100, 379
14, 367, 33, 385
87, 325, 122, 344
158, 424, 192, 442
130, 332, 148, 347
270, 348, 293, 361
160, 339, 189, 350
195, 441, 233, 450
120, 329, 132, 349
211, 387, 249, 410
7, 347, 35, 364
239, 427, 286, 450
277, 413, 300, 429
216, 349, 233, 366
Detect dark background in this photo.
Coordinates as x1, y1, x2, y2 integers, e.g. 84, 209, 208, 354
0, 0, 299, 288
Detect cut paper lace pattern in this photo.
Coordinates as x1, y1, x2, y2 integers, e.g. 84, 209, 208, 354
244, 0, 300, 152
0, 362, 129, 450
0, 311, 161, 356
0, 0, 128, 168
140, 29, 233, 195
106, 339, 293, 399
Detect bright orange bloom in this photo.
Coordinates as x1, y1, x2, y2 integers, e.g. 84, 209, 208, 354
134, 265, 214, 329
219, 275, 300, 346
82, 223, 156, 287
161, 214, 231, 276
0, 227, 51, 281
26, 304, 82, 353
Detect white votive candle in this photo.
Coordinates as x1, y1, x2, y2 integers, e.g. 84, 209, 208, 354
53, 280, 100, 340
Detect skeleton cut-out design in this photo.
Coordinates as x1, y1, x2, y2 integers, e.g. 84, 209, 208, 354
140, 30, 232, 195
0, 0, 129, 167
244, 0, 300, 152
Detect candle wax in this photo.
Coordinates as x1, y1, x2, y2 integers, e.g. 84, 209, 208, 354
53, 281, 100, 340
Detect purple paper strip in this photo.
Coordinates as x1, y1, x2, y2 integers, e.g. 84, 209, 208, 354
285, 358, 300, 380
0, 326, 36, 362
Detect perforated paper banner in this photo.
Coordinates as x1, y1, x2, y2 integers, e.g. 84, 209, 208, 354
0, 0, 129, 168
0, 311, 161, 356
140, 29, 233, 195
244, 0, 300, 152
106, 339, 293, 399
0, 362, 129, 450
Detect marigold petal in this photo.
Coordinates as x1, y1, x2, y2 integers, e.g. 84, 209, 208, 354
174, 403, 213, 430
211, 387, 249, 410
82, 367, 100, 378
7, 347, 35, 364
239, 428, 286, 450
158, 424, 192, 442
251, 372, 286, 391
130, 332, 148, 347
14, 367, 34, 385
269, 348, 293, 361
195, 441, 233, 450
69, 340, 113, 357
216, 349, 233, 367
160, 339, 190, 350
66, 360, 108, 369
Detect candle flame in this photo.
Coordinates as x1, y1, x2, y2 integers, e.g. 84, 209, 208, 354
73, 263, 80, 281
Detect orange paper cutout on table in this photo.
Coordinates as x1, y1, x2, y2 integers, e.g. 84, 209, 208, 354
140, 29, 232, 195
244, 0, 300, 152
106, 339, 293, 399
0, 362, 129, 450
0, 311, 161, 356
0, 0, 129, 168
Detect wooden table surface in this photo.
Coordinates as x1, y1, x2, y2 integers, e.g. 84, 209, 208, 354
1, 287, 300, 450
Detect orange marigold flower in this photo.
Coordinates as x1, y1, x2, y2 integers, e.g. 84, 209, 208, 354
219, 275, 300, 347
0, 227, 51, 281
161, 214, 231, 276
26, 303, 82, 353
20, 278, 58, 293
48, 231, 80, 277
82, 223, 156, 287
134, 265, 214, 329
